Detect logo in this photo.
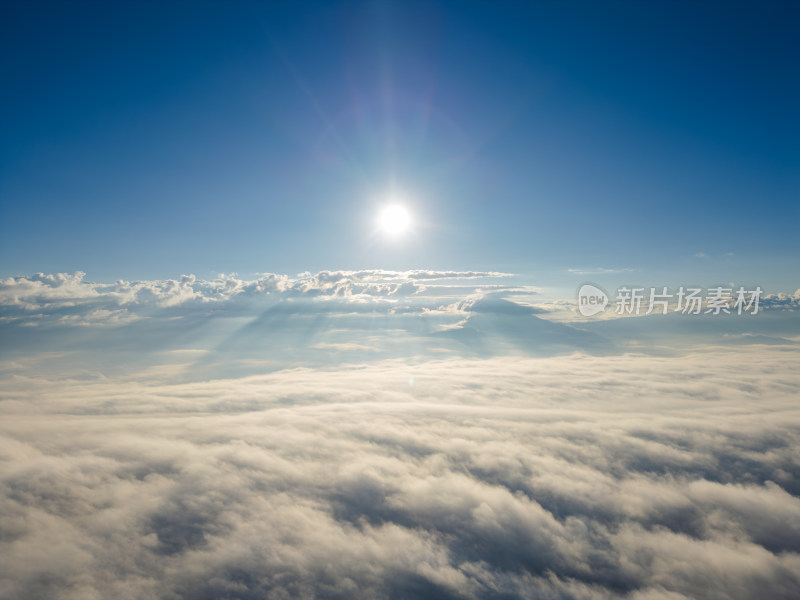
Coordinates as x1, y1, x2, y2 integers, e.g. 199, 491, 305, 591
577, 284, 609, 317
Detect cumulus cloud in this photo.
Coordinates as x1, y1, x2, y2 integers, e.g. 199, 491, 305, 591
0, 270, 515, 328
1, 347, 799, 599
760, 289, 800, 311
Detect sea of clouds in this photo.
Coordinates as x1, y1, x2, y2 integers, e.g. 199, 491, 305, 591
1, 271, 799, 599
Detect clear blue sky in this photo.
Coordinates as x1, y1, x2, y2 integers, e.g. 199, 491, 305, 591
1, 0, 798, 289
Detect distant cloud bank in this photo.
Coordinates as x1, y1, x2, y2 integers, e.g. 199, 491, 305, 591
0, 270, 514, 327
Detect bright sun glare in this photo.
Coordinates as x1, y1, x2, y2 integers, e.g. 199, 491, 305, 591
378, 204, 411, 236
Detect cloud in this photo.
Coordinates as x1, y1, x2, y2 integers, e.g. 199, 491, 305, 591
0, 271, 515, 328
2, 272, 799, 389
312, 342, 379, 352
306, 270, 513, 283
760, 289, 800, 311
1, 347, 799, 599
2, 273, 799, 598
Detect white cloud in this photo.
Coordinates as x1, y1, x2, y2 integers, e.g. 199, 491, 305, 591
3, 272, 800, 598
1, 348, 799, 598
0, 271, 515, 328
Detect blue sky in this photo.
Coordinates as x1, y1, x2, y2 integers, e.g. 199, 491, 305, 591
1, 0, 798, 291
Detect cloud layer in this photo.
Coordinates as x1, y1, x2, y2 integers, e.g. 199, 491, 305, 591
0, 270, 515, 325
2, 271, 799, 598
2, 271, 798, 386
2, 347, 799, 599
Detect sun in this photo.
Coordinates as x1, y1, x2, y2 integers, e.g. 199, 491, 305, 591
378, 204, 411, 236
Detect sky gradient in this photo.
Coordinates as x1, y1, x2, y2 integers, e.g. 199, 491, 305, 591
2, 0, 798, 290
